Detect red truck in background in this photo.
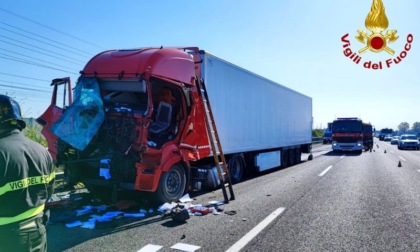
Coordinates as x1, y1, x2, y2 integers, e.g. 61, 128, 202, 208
331, 117, 364, 153
37, 47, 313, 203
331, 117, 373, 153
362, 122, 373, 151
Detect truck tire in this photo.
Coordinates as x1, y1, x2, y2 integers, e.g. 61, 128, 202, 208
227, 154, 245, 184
282, 149, 289, 168
156, 164, 186, 203
289, 149, 295, 166
294, 148, 301, 164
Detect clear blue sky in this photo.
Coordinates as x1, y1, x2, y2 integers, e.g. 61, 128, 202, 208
1, 0, 419, 130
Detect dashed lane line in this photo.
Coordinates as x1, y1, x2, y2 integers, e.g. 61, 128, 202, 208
340, 155, 345, 159
319, 165, 333, 177
225, 207, 286, 252
171, 243, 201, 251
137, 244, 163, 252
137, 243, 201, 252
398, 156, 406, 161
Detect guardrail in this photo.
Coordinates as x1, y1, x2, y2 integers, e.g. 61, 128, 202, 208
312, 137, 323, 144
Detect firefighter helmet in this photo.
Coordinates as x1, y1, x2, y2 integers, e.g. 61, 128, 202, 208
0, 94, 26, 129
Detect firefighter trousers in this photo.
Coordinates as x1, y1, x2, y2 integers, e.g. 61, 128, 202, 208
0, 217, 47, 252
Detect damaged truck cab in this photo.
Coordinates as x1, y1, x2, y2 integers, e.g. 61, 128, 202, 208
39, 47, 211, 203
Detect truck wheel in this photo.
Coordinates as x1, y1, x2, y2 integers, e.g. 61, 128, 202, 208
294, 148, 301, 164
156, 164, 186, 203
282, 149, 289, 168
289, 149, 295, 166
227, 154, 244, 184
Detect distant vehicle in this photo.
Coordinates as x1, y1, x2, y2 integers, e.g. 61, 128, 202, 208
379, 128, 393, 140
398, 134, 420, 150
323, 122, 332, 144
390, 136, 399, 145
384, 134, 392, 141
323, 132, 332, 144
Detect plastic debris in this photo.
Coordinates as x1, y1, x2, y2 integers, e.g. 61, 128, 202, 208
207, 200, 224, 206
189, 206, 210, 215
66, 220, 83, 228
124, 213, 146, 218
158, 202, 177, 213
179, 194, 193, 203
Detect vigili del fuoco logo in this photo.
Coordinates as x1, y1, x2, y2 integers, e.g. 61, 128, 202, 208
341, 0, 413, 69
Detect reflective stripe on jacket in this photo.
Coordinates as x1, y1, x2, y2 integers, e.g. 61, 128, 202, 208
0, 204, 45, 226
0, 173, 55, 196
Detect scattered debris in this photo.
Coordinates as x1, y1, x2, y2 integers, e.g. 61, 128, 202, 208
179, 194, 194, 203
171, 206, 190, 223
48, 192, 228, 229
225, 211, 237, 216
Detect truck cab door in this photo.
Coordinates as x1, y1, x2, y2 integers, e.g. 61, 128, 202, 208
36, 78, 73, 161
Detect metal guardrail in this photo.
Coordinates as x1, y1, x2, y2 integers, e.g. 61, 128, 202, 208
312, 137, 323, 144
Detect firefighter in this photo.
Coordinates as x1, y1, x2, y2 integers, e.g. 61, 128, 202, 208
0, 94, 55, 252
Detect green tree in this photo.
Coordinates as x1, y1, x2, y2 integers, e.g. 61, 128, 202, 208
398, 122, 410, 133
412, 122, 420, 132
23, 123, 47, 147
312, 129, 324, 137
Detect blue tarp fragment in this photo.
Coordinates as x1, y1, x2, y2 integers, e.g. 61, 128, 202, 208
51, 78, 105, 151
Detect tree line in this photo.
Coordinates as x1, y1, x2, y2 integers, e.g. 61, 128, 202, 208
396, 122, 420, 133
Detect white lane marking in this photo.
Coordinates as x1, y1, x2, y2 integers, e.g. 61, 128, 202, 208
340, 155, 345, 159
225, 207, 286, 252
398, 156, 406, 161
390, 150, 395, 153
319, 165, 333, 177
137, 244, 163, 252
417, 170, 420, 173
171, 243, 201, 252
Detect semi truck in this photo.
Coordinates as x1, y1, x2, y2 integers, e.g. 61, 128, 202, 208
37, 47, 313, 203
